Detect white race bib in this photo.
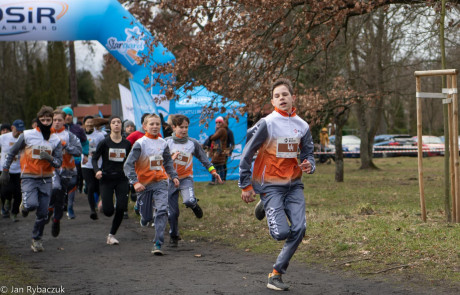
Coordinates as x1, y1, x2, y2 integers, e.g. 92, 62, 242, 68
276, 137, 300, 158
174, 151, 191, 166
31, 145, 52, 160
108, 148, 126, 162
149, 155, 164, 170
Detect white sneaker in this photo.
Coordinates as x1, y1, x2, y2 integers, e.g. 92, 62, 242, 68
106, 234, 119, 245
31, 239, 44, 252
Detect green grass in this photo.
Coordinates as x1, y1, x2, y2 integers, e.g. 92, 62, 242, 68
0, 245, 42, 286
178, 157, 460, 288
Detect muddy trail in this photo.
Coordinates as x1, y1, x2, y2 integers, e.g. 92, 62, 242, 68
0, 193, 457, 295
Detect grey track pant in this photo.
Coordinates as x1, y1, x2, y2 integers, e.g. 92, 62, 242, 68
21, 178, 52, 240
260, 182, 307, 274
167, 177, 197, 238
138, 181, 169, 245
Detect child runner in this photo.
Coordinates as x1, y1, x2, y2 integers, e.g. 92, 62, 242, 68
81, 115, 105, 220
165, 114, 223, 247
0, 106, 63, 252
124, 114, 179, 255
239, 78, 315, 291
92, 116, 131, 245
0, 119, 25, 222
48, 110, 82, 237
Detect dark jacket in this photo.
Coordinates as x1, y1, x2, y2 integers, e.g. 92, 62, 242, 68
210, 124, 228, 165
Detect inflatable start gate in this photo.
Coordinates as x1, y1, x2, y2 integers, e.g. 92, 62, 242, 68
0, 0, 247, 181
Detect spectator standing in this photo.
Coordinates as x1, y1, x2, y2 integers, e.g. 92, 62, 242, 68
319, 127, 330, 164
207, 117, 228, 185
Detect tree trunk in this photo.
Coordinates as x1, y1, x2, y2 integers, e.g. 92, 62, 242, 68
334, 109, 350, 182
440, 0, 451, 222
69, 41, 78, 108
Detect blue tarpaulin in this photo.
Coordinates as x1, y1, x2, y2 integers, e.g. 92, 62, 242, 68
170, 85, 247, 182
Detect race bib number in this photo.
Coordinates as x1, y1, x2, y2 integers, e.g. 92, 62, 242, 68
276, 137, 300, 158
149, 155, 163, 171
108, 148, 126, 162
31, 145, 52, 160
174, 151, 191, 166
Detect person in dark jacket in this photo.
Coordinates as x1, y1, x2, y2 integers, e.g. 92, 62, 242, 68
208, 117, 228, 184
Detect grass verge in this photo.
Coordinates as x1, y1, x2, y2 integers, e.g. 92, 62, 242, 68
178, 157, 460, 289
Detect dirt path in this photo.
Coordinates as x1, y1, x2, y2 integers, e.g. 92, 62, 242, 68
0, 194, 456, 295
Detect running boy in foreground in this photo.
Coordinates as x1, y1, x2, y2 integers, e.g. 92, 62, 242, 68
238, 78, 315, 291
124, 114, 179, 255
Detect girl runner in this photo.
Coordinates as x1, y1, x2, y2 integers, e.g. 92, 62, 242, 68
92, 116, 131, 245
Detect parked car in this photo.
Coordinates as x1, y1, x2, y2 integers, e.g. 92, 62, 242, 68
373, 134, 416, 157
411, 136, 445, 156
329, 135, 361, 158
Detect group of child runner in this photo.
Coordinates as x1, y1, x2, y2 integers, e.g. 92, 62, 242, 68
0, 78, 315, 291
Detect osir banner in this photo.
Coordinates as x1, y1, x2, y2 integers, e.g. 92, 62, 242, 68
0, 0, 174, 94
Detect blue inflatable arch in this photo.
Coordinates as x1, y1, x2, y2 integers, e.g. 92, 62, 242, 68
0, 0, 173, 94
0, 0, 247, 181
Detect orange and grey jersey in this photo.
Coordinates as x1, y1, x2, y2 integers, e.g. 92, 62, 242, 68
81, 131, 105, 169
0, 132, 21, 174
165, 137, 216, 179
53, 127, 82, 177
3, 128, 62, 179
238, 108, 316, 193
124, 133, 178, 187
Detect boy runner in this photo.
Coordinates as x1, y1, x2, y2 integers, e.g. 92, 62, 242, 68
165, 115, 223, 247
239, 78, 315, 291
48, 110, 82, 237
124, 114, 179, 255
0, 106, 63, 252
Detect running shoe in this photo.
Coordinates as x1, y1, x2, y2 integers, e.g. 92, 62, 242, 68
140, 218, 150, 227
191, 203, 203, 219
31, 239, 44, 252
5, 199, 11, 211
67, 206, 75, 219
51, 219, 60, 237
123, 211, 129, 219
106, 234, 119, 245
90, 210, 98, 220
1, 207, 10, 218
169, 236, 179, 248
254, 200, 265, 221
267, 273, 290, 291
20, 201, 28, 217
11, 214, 18, 222
152, 242, 163, 256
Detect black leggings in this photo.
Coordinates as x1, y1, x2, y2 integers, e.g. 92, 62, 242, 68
0, 173, 21, 215
82, 168, 99, 212
100, 177, 129, 235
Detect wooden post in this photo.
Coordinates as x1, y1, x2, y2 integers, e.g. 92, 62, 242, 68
416, 76, 426, 222
447, 77, 456, 221
452, 74, 460, 222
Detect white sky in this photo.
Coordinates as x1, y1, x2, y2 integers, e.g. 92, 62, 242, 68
74, 41, 108, 78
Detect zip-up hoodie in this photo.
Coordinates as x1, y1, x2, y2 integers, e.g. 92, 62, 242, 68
238, 108, 316, 193
53, 127, 82, 177
3, 128, 62, 178
124, 133, 178, 187
165, 136, 216, 179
